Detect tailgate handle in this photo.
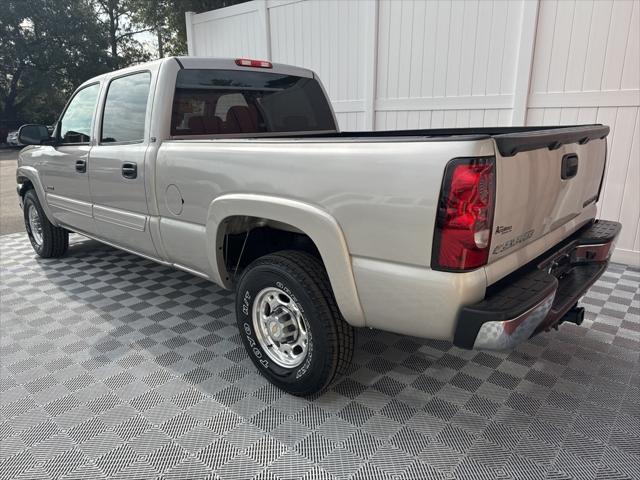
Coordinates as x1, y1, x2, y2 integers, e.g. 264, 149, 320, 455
561, 154, 579, 179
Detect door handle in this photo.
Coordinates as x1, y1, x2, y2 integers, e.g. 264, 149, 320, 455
75, 159, 86, 173
122, 162, 137, 179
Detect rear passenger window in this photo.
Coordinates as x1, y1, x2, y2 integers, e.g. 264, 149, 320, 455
101, 72, 151, 143
171, 69, 336, 136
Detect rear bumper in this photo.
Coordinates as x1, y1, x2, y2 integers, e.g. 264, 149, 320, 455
453, 220, 621, 350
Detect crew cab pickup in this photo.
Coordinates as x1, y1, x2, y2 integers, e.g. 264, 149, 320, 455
16, 57, 621, 395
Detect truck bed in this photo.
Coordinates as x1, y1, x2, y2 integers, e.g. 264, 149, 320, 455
180, 124, 609, 157
310, 124, 609, 156
165, 122, 608, 286
317, 125, 606, 155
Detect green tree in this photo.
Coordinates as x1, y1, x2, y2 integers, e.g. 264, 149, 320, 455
93, 0, 152, 69
130, 0, 249, 57
0, 0, 249, 132
0, 0, 111, 126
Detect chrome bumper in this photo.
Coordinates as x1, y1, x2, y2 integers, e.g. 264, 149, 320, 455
454, 220, 621, 350
472, 292, 556, 350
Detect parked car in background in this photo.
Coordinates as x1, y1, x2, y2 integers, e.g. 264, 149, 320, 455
6, 130, 21, 146
15, 57, 620, 395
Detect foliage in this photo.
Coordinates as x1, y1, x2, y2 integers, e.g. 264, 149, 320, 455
0, 0, 111, 126
131, 0, 249, 56
93, 0, 153, 69
0, 0, 247, 130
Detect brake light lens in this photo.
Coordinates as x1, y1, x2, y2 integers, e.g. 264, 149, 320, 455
432, 157, 496, 271
235, 58, 273, 68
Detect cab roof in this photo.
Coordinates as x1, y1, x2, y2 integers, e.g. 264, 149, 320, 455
78, 56, 314, 89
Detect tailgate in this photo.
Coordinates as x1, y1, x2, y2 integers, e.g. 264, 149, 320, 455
488, 125, 608, 266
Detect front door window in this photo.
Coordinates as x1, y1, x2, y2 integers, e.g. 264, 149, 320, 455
58, 83, 100, 144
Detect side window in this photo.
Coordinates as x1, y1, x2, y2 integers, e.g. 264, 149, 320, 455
59, 83, 100, 144
101, 72, 151, 143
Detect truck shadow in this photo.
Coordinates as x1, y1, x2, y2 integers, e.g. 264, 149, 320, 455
17, 231, 636, 480
32, 234, 546, 408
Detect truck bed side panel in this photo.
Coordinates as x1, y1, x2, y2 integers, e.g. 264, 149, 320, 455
155, 138, 494, 271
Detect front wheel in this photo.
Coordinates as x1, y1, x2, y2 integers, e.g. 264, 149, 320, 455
23, 189, 68, 258
235, 251, 354, 396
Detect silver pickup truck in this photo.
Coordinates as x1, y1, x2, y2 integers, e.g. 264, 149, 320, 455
16, 57, 621, 395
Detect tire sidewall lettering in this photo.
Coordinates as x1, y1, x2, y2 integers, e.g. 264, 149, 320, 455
275, 281, 305, 315
295, 334, 313, 379
242, 319, 270, 369
242, 290, 251, 315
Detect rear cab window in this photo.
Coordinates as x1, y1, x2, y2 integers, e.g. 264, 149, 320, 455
171, 69, 336, 136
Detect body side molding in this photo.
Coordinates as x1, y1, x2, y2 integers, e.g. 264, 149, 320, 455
47, 194, 93, 218
93, 204, 148, 231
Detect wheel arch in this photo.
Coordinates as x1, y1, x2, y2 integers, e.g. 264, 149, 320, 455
17, 166, 58, 226
206, 194, 365, 327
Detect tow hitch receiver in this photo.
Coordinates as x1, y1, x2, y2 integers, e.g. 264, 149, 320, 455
555, 305, 585, 328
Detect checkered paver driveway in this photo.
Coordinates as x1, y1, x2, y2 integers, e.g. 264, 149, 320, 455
1, 233, 639, 480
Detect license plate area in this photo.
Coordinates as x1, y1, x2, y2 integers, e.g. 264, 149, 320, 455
537, 241, 578, 279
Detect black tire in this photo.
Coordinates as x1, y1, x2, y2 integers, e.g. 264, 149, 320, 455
23, 189, 69, 258
236, 251, 354, 396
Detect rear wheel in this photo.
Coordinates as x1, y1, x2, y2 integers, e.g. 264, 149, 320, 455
235, 251, 354, 396
23, 189, 68, 258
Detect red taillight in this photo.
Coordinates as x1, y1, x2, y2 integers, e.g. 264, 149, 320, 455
432, 157, 496, 271
235, 58, 273, 68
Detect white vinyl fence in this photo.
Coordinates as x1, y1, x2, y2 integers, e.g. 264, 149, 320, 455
186, 0, 640, 266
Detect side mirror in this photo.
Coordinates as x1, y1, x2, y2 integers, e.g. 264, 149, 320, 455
18, 124, 51, 145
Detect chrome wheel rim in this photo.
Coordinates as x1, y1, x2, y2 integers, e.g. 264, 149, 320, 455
252, 287, 309, 368
28, 205, 43, 246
